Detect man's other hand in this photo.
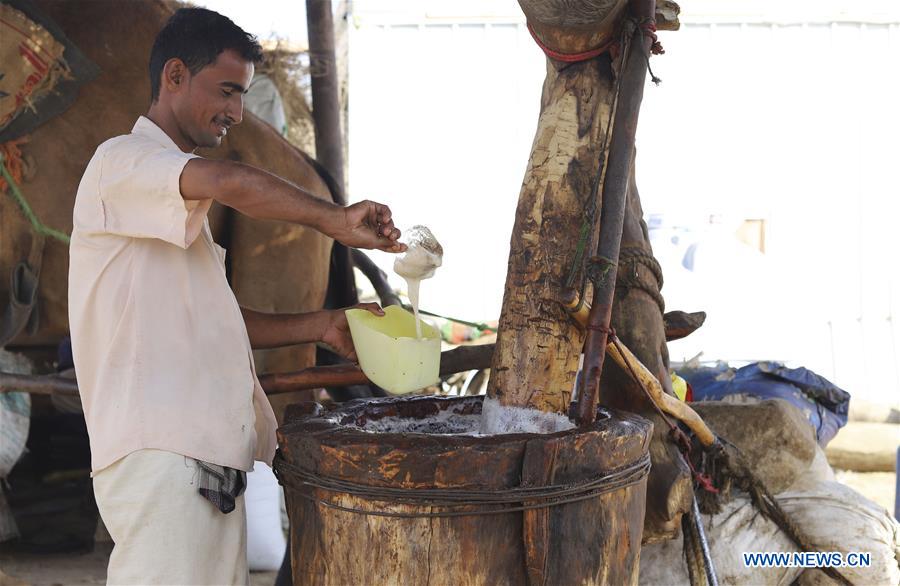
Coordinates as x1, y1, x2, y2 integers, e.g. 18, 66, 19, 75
320, 303, 384, 361
334, 200, 407, 253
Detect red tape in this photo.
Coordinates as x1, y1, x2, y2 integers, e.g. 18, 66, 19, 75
526, 23, 617, 63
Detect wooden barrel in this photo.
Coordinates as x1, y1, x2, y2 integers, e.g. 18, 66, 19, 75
276, 395, 652, 585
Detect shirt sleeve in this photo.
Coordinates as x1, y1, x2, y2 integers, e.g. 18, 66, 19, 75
98, 140, 209, 249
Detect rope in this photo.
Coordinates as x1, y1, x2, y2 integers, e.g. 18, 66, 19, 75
637, 18, 664, 85
593, 324, 718, 494
638, 19, 666, 56
0, 150, 70, 245
616, 271, 665, 314
616, 246, 666, 314
526, 23, 618, 64
619, 246, 663, 288
585, 255, 617, 289
273, 450, 650, 519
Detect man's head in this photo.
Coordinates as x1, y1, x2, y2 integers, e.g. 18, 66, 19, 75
149, 8, 263, 149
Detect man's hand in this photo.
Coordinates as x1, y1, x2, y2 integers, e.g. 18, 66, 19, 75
320, 303, 384, 361
332, 201, 407, 253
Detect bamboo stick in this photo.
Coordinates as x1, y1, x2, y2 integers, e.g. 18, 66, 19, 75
565, 290, 715, 445
604, 341, 716, 446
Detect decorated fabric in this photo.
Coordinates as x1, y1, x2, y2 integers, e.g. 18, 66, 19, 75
0, 0, 99, 143
0, 3, 67, 133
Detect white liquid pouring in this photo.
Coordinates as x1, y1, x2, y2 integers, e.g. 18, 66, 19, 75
406, 277, 423, 339
393, 226, 443, 339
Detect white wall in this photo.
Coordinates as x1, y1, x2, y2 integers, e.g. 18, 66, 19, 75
344, 5, 900, 404
639, 22, 900, 404
348, 19, 545, 322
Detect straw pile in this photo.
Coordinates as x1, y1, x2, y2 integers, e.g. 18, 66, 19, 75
258, 42, 315, 153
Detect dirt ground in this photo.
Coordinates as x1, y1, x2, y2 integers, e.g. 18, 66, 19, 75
827, 420, 898, 514
835, 470, 897, 514
0, 544, 277, 586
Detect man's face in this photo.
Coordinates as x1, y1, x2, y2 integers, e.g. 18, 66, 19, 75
172, 49, 253, 149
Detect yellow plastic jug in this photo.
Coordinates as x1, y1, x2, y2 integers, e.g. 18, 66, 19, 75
345, 305, 441, 395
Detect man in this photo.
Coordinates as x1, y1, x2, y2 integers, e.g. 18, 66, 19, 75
67, 8, 404, 584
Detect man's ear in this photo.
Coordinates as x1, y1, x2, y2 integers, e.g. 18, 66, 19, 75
162, 58, 188, 94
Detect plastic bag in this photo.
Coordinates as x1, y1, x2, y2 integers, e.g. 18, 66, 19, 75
245, 463, 287, 571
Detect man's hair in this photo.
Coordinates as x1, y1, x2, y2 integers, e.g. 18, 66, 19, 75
149, 8, 263, 102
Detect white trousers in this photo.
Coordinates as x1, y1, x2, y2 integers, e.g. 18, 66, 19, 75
93, 449, 249, 586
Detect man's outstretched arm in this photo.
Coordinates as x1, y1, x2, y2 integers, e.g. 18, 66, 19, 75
179, 158, 406, 253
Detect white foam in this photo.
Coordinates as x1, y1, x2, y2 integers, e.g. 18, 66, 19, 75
351, 398, 576, 436
479, 397, 575, 435
356, 408, 481, 434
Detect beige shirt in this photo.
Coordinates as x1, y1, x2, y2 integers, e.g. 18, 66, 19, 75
68, 116, 277, 474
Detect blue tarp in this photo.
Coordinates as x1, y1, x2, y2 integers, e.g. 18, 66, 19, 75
681, 361, 851, 447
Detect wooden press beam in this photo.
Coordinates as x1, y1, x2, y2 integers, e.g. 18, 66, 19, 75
261, 343, 494, 395
0, 344, 495, 398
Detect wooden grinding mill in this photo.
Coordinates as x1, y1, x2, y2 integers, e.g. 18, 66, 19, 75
277, 0, 685, 583
276, 396, 651, 584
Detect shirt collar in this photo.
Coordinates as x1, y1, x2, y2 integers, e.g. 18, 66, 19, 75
132, 116, 189, 153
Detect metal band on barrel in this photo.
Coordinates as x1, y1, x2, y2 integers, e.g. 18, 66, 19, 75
273, 450, 650, 518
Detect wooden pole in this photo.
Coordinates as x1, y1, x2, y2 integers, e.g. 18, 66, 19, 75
306, 0, 344, 189
307, 0, 359, 319
575, 3, 655, 426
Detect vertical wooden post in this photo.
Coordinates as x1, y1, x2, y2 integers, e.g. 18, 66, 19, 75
487, 58, 617, 414
306, 0, 344, 190
306, 0, 358, 314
